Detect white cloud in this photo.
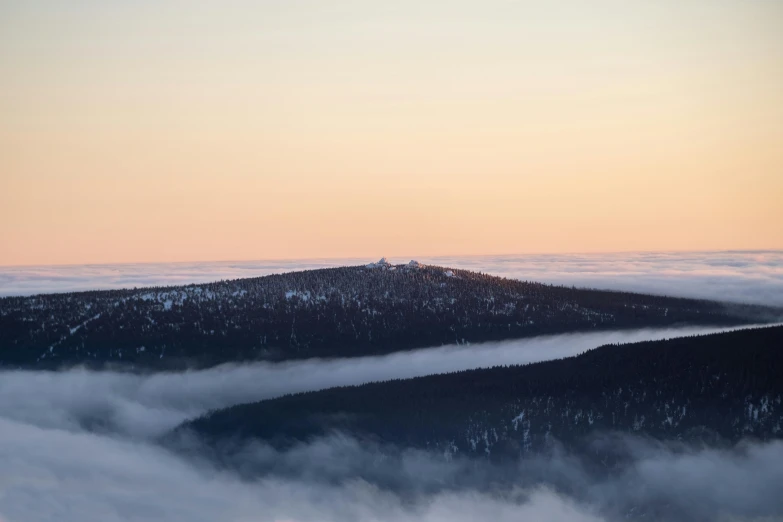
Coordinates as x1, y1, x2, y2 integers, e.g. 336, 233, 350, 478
1, 414, 782, 522
1, 325, 780, 521
423, 250, 783, 307
2, 251, 782, 306
0, 415, 607, 522
0, 324, 763, 439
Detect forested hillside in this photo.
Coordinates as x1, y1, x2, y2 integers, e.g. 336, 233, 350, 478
184, 326, 783, 456
1, 260, 778, 369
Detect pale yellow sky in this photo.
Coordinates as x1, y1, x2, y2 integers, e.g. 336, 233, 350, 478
1, 0, 782, 265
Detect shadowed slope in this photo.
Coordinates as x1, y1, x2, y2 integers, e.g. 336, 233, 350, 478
1, 263, 779, 370
182, 326, 783, 456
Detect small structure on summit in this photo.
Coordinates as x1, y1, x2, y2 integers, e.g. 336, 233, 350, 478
366, 258, 426, 271
366, 257, 393, 269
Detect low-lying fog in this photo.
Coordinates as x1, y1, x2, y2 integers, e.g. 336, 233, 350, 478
0, 324, 767, 439
3, 251, 782, 307
1, 323, 781, 522
4, 417, 782, 522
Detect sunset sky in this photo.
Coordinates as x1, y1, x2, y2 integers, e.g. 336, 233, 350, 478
1, 0, 782, 266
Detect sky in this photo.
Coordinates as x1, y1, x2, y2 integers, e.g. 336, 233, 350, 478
1, 0, 782, 265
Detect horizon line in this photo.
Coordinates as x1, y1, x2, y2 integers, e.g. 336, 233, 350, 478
1, 248, 782, 270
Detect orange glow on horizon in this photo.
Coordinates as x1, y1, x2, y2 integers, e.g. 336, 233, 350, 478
1, 1, 782, 266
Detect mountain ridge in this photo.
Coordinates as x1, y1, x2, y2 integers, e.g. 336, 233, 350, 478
180, 326, 783, 457
1, 262, 779, 370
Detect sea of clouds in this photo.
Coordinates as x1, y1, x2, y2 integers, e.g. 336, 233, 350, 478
1, 324, 782, 521
4, 411, 782, 522
1, 250, 782, 306
1, 252, 782, 520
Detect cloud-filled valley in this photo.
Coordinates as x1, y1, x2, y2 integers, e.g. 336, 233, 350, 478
1, 324, 782, 521
3, 0, 781, 517
3, 396, 782, 522
1, 253, 781, 521
0, 324, 763, 439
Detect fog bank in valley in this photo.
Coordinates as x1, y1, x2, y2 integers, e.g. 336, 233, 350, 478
0, 324, 765, 439
1, 323, 782, 521
2, 414, 782, 522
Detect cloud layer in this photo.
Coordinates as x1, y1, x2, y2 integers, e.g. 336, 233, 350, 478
2, 409, 782, 521
0, 324, 762, 439
2, 251, 781, 307
1, 324, 782, 521
431, 251, 783, 307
